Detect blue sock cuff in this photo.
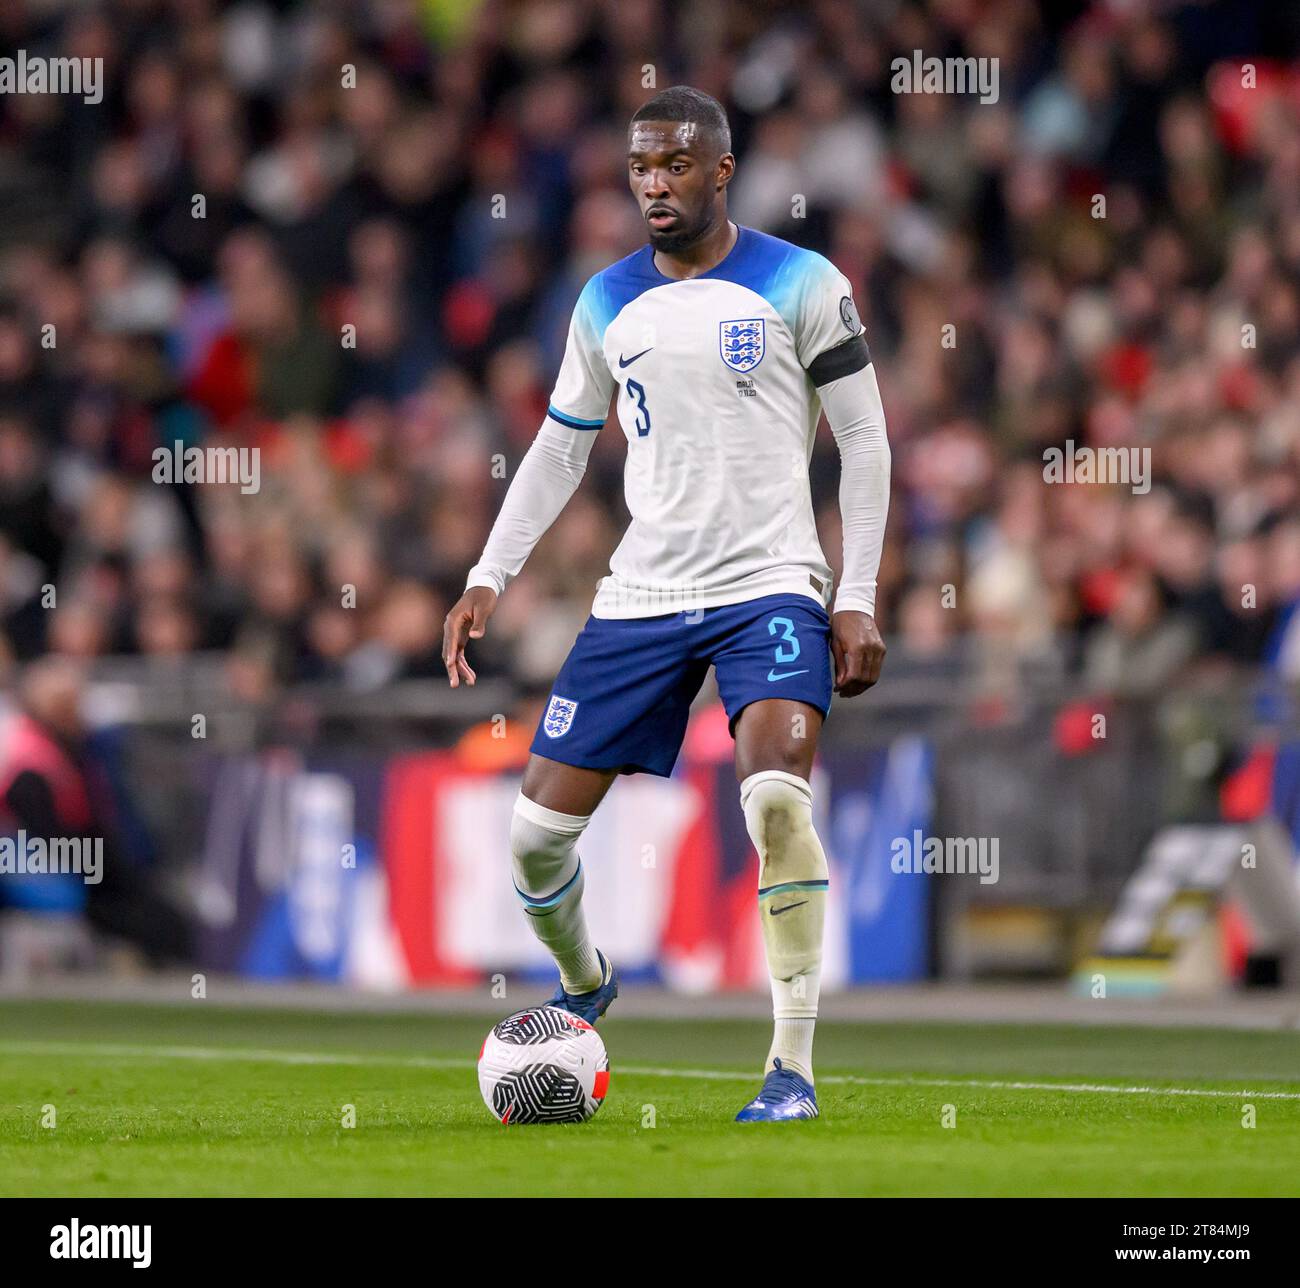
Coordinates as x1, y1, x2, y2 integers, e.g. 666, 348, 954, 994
514, 860, 583, 909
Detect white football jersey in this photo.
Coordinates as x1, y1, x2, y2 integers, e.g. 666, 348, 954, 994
550, 226, 869, 618
485, 225, 871, 619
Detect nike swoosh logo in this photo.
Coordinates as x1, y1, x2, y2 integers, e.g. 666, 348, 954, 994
769, 900, 808, 917
767, 668, 810, 682
618, 348, 653, 367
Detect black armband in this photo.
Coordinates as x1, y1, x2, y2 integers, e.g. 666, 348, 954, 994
807, 334, 871, 388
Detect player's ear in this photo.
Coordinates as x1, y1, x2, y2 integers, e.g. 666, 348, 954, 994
716, 152, 735, 191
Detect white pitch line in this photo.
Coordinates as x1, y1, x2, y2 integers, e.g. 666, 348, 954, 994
3, 1040, 1300, 1101
0, 1040, 467, 1069
614, 1065, 1300, 1100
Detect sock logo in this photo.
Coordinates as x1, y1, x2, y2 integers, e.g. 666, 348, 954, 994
768, 900, 808, 916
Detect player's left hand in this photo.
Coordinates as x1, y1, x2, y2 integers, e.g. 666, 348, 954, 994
831, 611, 885, 697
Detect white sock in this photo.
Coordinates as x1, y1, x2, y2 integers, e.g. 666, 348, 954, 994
509, 794, 601, 993
768, 1016, 817, 1084
741, 770, 828, 1085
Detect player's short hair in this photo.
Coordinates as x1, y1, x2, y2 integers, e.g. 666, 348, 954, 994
630, 86, 732, 154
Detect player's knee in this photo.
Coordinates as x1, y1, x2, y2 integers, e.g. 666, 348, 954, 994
509, 793, 590, 897
737, 737, 812, 785
739, 771, 828, 886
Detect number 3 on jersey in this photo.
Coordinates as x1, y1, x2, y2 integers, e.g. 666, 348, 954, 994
625, 378, 651, 437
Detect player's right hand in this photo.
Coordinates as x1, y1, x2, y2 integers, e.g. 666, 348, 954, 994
442, 586, 497, 688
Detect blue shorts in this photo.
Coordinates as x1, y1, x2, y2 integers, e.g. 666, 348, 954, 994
530, 593, 832, 777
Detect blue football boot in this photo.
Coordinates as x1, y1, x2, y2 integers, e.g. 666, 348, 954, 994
734, 1058, 819, 1122
546, 949, 618, 1025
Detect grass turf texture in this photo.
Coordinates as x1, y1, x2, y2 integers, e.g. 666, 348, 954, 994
2, 999, 1299, 1196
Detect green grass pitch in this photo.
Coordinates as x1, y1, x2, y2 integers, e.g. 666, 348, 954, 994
2, 999, 1299, 1196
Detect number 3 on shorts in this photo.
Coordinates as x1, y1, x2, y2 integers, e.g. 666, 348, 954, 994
767, 615, 800, 664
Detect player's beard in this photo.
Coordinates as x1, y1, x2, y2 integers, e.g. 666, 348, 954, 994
646, 211, 710, 254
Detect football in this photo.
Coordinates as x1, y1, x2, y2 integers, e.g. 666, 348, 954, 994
477, 1006, 610, 1124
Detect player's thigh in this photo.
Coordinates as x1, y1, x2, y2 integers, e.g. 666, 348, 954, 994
710, 595, 831, 781
520, 754, 618, 816
733, 698, 823, 783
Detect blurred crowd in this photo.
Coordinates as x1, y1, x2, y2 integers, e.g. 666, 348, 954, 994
0, 0, 1298, 707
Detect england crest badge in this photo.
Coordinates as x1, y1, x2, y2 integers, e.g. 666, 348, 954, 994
542, 694, 578, 739
720, 318, 765, 373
